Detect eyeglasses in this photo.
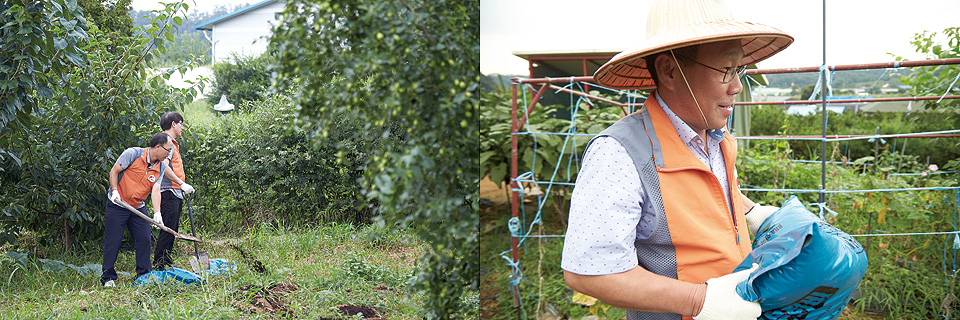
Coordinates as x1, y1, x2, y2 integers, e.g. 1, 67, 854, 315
675, 54, 746, 83
160, 145, 171, 152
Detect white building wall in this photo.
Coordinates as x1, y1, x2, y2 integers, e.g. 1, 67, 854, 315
210, 1, 285, 63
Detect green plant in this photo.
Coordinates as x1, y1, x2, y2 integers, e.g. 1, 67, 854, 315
205, 53, 274, 107
748, 105, 960, 168
186, 90, 366, 231
737, 143, 960, 317
893, 27, 960, 111
480, 86, 623, 216
271, 0, 478, 317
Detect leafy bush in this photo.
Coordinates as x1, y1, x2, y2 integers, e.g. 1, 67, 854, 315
271, 0, 479, 317
185, 90, 368, 231
205, 53, 274, 107
749, 106, 960, 168
738, 141, 960, 318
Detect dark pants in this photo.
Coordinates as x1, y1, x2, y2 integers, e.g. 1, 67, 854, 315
152, 191, 183, 270
101, 201, 152, 284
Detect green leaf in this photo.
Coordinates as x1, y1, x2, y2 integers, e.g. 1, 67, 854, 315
480, 151, 495, 166
53, 38, 67, 50
490, 163, 507, 185
64, 51, 83, 66
39, 259, 66, 273
5, 252, 27, 268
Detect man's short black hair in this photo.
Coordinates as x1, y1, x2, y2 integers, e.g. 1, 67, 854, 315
643, 45, 699, 87
149, 132, 170, 148
160, 112, 183, 131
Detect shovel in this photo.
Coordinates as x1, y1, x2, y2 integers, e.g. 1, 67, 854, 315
184, 194, 210, 272
117, 199, 202, 243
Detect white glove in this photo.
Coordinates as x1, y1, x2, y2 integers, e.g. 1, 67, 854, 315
181, 183, 195, 194
153, 211, 164, 227
746, 205, 779, 236
694, 263, 761, 320
109, 190, 124, 206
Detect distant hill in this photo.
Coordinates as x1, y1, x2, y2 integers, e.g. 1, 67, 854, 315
481, 74, 526, 93
765, 68, 914, 89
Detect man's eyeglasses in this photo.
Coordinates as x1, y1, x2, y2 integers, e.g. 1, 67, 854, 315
160, 145, 171, 152
675, 54, 746, 83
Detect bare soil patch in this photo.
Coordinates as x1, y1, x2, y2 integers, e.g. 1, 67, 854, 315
232, 281, 299, 317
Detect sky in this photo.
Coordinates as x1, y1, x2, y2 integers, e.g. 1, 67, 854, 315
481, 0, 960, 76
129, 0, 253, 13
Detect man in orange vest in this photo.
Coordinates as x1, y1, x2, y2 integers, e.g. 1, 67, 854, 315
102, 132, 195, 287
562, 0, 786, 319
151, 112, 188, 270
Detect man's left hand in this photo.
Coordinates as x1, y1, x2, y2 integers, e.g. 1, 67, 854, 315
746, 205, 779, 236
181, 183, 195, 194
153, 211, 164, 229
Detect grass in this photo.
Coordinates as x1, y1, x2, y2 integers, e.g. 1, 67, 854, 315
181, 99, 218, 126
0, 223, 425, 319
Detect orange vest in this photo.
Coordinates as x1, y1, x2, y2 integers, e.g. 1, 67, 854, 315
641, 96, 750, 285
117, 149, 163, 207
169, 138, 184, 190
588, 93, 750, 320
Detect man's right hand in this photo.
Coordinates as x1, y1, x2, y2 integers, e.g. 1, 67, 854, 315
109, 190, 124, 207
693, 263, 761, 320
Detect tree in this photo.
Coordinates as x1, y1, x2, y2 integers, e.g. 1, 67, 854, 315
0, 1, 203, 251
894, 27, 960, 111
0, 0, 89, 130
270, 0, 478, 317
78, 0, 134, 55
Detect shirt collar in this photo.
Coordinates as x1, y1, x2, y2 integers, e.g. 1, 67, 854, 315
654, 92, 726, 143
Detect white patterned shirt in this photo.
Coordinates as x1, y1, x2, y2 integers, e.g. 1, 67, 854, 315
561, 93, 733, 275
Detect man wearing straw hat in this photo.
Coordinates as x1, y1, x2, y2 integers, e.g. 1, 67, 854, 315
561, 0, 791, 319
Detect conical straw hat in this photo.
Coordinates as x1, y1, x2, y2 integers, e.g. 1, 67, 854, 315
593, 0, 794, 89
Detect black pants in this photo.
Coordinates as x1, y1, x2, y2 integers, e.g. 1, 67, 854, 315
102, 201, 152, 284
152, 191, 183, 270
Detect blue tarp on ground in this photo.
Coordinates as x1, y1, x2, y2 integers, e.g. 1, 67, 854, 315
133, 258, 237, 286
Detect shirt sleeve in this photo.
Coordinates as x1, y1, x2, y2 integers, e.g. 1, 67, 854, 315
115, 147, 140, 170
561, 137, 646, 275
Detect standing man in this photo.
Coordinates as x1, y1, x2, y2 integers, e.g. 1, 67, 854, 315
562, 0, 790, 319
152, 112, 188, 270
102, 132, 194, 287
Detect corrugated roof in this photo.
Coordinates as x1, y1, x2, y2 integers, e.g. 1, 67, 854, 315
194, 0, 279, 30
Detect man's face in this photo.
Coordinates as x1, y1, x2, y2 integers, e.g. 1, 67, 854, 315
675, 39, 745, 132
156, 140, 174, 160
172, 121, 184, 137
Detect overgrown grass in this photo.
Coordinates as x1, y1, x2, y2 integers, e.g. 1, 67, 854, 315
180, 99, 218, 127
0, 224, 426, 319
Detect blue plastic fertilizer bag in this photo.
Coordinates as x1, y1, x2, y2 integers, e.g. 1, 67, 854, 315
734, 196, 868, 319
133, 267, 205, 286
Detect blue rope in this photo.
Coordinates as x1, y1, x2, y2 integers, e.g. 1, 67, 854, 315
937, 70, 960, 104
809, 202, 839, 221
735, 129, 960, 141
741, 158, 875, 166
740, 186, 960, 193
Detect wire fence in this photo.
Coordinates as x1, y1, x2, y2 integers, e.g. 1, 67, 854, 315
500, 58, 960, 319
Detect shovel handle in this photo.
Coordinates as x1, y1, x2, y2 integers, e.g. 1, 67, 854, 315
186, 194, 202, 261
117, 200, 203, 243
